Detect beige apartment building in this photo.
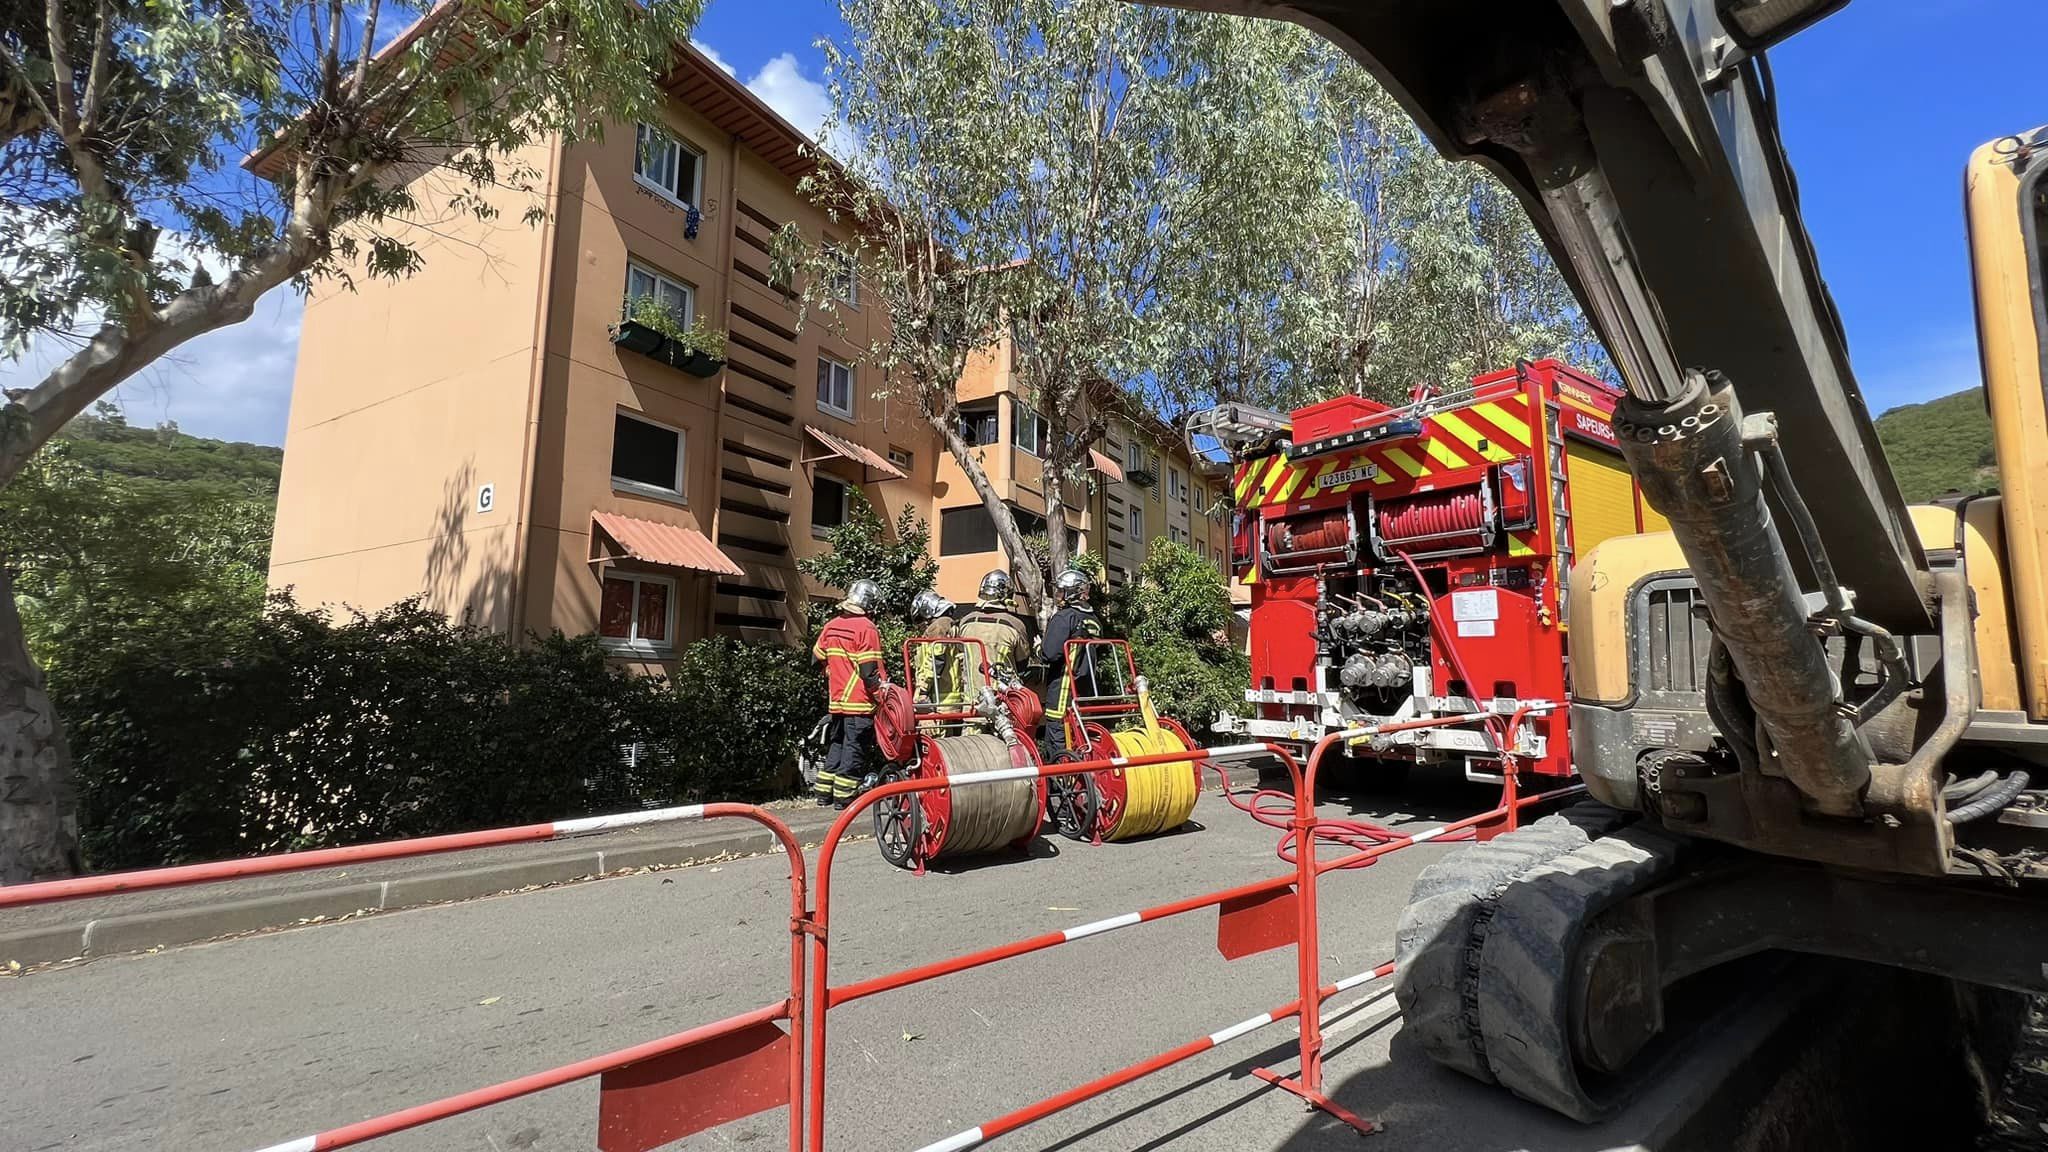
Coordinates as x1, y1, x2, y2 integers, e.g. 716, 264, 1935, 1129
268, 41, 1225, 667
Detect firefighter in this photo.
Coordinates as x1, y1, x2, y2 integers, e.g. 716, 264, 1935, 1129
1039, 567, 1105, 758
910, 590, 969, 722
812, 579, 887, 807
959, 570, 1033, 681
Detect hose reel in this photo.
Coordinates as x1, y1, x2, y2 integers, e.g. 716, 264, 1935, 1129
1049, 679, 1200, 844
873, 734, 1043, 872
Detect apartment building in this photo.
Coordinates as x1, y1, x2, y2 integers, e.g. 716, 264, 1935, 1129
267, 40, 1224, 666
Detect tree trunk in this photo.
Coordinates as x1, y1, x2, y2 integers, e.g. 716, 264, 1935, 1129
0, 558, 82, 883
927, 408, 1048, 613
1042, 455, 1072, 628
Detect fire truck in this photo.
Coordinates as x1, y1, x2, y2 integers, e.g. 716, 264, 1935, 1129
1203, 359, 1664, 781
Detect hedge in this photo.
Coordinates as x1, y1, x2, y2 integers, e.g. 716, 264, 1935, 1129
62, 596, 822, 870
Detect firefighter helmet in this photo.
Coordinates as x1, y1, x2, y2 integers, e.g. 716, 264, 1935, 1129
911, 589, 954, 623
1055, 568, 1092, 606
977, 570, 1012, 605
841, 579, 883, 614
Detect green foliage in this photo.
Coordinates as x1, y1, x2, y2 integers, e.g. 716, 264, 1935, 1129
0, 410, 274, 672
61, 595, 819, 870
661, 636, 824, 801
1874, 387, 1999, 503
1102, 540, 1248, 728
797, 492, 941, 681
626, 296, 728, 358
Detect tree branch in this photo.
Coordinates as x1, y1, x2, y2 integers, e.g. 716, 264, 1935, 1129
78, 0, 113, 133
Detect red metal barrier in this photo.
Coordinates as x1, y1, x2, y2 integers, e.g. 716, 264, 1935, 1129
4, 803, 812, 1152
805, 742, 1299, 1152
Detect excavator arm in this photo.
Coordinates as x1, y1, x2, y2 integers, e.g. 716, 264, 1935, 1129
1177, 0, 1928, 627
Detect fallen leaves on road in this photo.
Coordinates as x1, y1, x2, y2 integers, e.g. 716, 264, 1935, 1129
1047, 906, 1078, 911
478, 996, 502, 1006
901, 1030, 923, 1043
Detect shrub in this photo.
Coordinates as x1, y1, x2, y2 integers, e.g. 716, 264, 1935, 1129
60, 595, 816, 870
1104, 540, 1250, 730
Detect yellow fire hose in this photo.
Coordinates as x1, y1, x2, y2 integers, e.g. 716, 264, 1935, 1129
1100, 679, 1198, 841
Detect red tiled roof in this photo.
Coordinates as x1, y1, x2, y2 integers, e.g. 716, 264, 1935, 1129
591, 511, 742, 576
1088, 448, 1125, 483
805, 426, 907, 481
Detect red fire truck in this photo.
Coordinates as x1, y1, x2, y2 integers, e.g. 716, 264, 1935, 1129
1201, 359, 1665, 781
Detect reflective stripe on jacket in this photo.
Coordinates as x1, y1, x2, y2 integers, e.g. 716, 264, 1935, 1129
814, 613, 884, 714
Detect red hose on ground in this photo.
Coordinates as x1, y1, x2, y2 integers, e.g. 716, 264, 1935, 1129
1219, 782, 1479, 868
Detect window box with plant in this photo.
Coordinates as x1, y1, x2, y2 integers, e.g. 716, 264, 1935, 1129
611, 296, 729, 378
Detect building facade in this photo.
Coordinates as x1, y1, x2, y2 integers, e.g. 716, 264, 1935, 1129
268, 43, 1226, 667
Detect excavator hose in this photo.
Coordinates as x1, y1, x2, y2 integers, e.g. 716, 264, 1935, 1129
1945, 770, 2031, 825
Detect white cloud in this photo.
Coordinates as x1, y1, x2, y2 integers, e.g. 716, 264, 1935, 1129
746, 52, 833, 147
691, 38, 737, 77
0, 289, 302, 446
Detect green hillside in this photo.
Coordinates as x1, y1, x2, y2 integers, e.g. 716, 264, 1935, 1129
53, 405, 283, 496
1873, 387, 1998, 504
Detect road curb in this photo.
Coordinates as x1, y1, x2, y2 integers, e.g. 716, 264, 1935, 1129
0, 827, 794, 969
1, 769, 1257, 970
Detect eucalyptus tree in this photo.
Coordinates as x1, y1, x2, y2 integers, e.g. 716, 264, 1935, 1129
788, 0, 1338, 608
0, 0, 706, 881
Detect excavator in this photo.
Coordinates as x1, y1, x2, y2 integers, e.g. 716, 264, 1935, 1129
1152, 0, 2048, 1123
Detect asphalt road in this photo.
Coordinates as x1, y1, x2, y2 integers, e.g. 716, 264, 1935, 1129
0, 781, 1780, 1152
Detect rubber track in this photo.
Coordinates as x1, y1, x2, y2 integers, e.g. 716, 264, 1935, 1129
1475, 824, 1684, 1121
1393, 802, 1632, 1083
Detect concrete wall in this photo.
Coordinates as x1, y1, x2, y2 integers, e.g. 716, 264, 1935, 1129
268, 140, 560, 632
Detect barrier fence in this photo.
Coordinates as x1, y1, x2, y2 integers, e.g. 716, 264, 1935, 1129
4, 715, 1577, 1152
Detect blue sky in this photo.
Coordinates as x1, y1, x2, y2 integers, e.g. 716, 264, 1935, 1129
3, 0, 2037, 444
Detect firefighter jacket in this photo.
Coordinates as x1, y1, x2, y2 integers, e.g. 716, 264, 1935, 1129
960, 605, 1031, 675
1040, 605, 1105, 716
913, 615, 968, 706
814, 611, 884, 715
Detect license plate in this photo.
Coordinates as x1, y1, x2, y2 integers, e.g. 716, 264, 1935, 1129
1317, 465, 1377, 489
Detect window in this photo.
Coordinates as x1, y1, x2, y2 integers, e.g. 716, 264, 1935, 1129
599, 572, 676, 652
1126, 438, 1144, 474
887, 446, 913, 471
811, 474, 850, 535
941, 505, 998, 556
626, 261, 694, 328
827, 244, 859, 306
1012, 403, 1049, 458
817, 355, 855, 419
1193, 484, 1205, 511
959, 404, 999, 447
612, 411, 685, 498
1169, 467, 1187, 501
634, 123, 704, 209
1128, 505, 1145, 548
1171, 524, 1188, 545
1197, 539, 1208, 560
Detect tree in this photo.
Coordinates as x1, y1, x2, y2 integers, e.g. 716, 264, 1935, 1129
786, 1, 1345, 618
0, 0, 707, 880
796, 492, 940, 683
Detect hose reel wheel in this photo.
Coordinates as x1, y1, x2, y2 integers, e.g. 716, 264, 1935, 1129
872, 683, 918, 763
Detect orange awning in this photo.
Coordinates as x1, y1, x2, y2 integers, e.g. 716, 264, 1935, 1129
590, 511, 743, 577
1088, 448, 1125, 483
804, 426, 907, 480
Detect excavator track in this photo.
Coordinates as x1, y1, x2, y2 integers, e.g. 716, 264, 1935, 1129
1393, 802, 1634, 1083
1476, 825, 1685, 1121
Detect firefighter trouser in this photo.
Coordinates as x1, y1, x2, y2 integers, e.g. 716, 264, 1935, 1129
1039, 715, 1072, 759
814, 715, 875, 802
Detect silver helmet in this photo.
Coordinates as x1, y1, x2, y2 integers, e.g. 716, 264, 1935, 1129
841, 579, 883, 614
977, 569, 1012, 604
910, 589, 954, 622
1055, 568, 1092, 606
